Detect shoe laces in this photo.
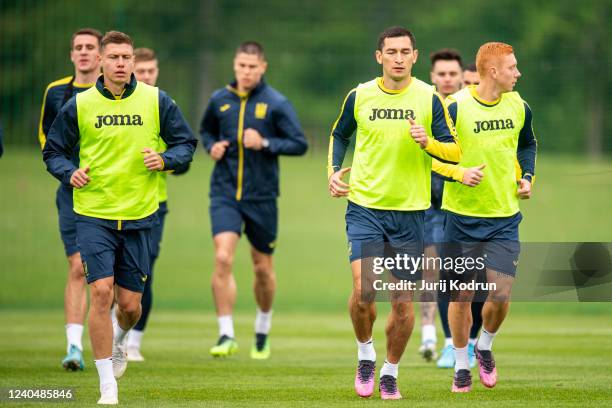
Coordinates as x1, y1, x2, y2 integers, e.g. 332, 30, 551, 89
379, 375, 397, 393
112, 347, 124, 360
112, 341, 125, 359
478, 349, 496, 373
454, 369, 472, 387
357, 360, 375, 382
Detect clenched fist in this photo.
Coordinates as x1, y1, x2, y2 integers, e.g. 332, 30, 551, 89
210, 140, 230, 161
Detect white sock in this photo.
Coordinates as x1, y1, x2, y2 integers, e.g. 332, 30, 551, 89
421, 324, 437, 344
380, 360, 399, 378
127, 329, 144, 349
454, 345, 469, 371
444, 337, 453, 348
254, 308, 272, 335
469, 337, 477, 346
357, 338, 376, 361
94, 358, 116, 386
476, 329, 496, 351
113, 317, 129, 344
218, 315, 234, 338
65, 324, 84, 352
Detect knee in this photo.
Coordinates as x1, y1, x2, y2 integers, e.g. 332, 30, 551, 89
351, 280, 376, 304
90, 283, 114, 310
488, 288, 511, 303
391, 302, 413, 321
68, 258, 85, 280
350, 286, 374, 310
253, 261, 274, 282
353, 299, 375, 314
214, 250, 234, 271
117, 297, 141, 316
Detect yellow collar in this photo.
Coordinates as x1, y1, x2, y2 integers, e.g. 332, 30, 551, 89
376, 76, 412, 95
104, 87, 127, 100
226, 85, 249, 99
469, 85, 501, 106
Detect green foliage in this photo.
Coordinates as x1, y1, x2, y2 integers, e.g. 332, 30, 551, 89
0, 0, 609, 153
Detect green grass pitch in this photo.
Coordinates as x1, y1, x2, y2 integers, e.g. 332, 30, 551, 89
0, 148, 611, 406
1, 310, 611, 407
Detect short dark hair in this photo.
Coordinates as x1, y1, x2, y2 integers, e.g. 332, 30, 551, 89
377, 26, 416, 51
236, 41, 265, 59
71, 28, 102, 49
429, 48, 464, 70
134, 47, 157, 63
465, 62, 477, 72
101, 31, 134, 51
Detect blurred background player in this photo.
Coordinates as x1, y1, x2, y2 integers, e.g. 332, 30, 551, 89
463, 62, 480, 86
38, 27, 102, 371
43, 31, 197, 404
443, 42, 537, 392
126, 47, 191, 362
200, 41, 308, 360
425, 49, 484, 369
418, 48, 464, 362
328, 27, 461, 400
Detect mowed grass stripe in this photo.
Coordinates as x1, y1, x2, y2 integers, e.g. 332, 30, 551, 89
0, 310, 611, 407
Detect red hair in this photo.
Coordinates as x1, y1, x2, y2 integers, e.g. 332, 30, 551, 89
476, 42, 514, 77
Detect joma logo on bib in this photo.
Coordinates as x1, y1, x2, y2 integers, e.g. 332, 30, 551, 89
474, 119, 514, 133
369, 108, 415, 121
95, 114, 143, 128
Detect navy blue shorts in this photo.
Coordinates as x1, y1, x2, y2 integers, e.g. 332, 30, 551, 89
150, 201, 168, 261
443, 211, 522, 276
76, 216, 151, 293
345, 201, 424, 265
55, 184, 78, 256
210, 196, 277, 254
424, 206, 446, 246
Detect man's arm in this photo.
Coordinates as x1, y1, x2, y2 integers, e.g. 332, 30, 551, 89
517, 102, 537, 183
42, 98, 80, 185
199, 97, 220, 153
38, 84, 58, 150
158, 91, 198, 170
432, 160, 464, 182
327, 88, 357, 179
265, 100, 308, 156
432, 159, 485, 187
170, 162, 191, 176
420, 94, 461, 163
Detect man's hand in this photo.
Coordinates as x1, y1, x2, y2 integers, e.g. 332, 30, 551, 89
462, 164, 486, 187
328, 167, 351, 197
243, 128, 265, 150
408, 117, 428, 149
142, 148, 164, 171
70, 166, 90, 189
210, 140, 230, 161
517, 178, 532, 199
